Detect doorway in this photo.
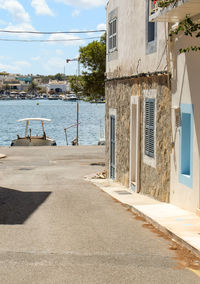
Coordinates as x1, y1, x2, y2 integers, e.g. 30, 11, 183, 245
110, 114, 116, 179
130, 96, 140, 192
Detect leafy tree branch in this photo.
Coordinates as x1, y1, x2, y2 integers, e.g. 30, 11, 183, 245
69, 34, 106, 102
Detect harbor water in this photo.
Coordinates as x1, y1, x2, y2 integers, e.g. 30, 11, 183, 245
0, 100, 105, 146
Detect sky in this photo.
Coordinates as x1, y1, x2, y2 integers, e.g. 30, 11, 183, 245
0, 0, 107, 75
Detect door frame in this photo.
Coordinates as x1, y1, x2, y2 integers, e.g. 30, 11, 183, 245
129, 96, 140, 192
109, 108, 117, 179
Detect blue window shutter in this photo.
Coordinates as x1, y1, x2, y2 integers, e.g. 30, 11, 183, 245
145, 98, 155, 158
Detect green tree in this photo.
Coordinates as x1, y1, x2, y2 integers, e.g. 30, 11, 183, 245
69, 75, 84, 97
0, 72, 9, 76
70, 34, 106, 101
28, 82, 38, 96
38, 86, 47, 94
54, 73, 64, 81
3, 83, 10, 94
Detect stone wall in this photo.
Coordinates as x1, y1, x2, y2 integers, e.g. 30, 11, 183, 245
105, 74, 171, 202
105, 79, 132, 186
140, 76, 171, 202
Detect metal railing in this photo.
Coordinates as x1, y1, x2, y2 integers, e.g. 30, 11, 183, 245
64, 123, 80, 146
149, 0, 159, 16
149, 0, 180, 15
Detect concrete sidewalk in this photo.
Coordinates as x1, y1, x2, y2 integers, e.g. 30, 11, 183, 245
88, 177, 200, 258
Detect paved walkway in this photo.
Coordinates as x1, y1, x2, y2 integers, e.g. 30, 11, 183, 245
89, 177, 200, 259
0, 146, 199, 283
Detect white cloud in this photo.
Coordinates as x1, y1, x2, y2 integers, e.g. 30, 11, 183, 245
97, 23, 106, 31
72, 9, 80, 17
31, 0, 54, 16
0, 0, 40, 39
31, 56, 40, 61
5, 22, 35, 32
0, 62, 20, 72
0, 65, 18, 72
48, 33, 84, 46
15, 61, 31, 67
0, 19, 7, 26
55, 0, 107, 8
44, 57, 65, 72
0, 0, 30, 23
0, 55, 11, 60
87, 23, 106, 37
3, 22, 41, 39
56, 49, 63, 55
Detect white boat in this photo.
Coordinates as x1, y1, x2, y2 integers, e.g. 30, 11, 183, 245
48, 94, 59, 100
62, 93, 78, 102
11, 118, 56, 146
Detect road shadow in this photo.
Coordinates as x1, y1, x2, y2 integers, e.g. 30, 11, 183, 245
0, 187, 51, 225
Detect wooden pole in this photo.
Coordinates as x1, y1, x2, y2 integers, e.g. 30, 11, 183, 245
77, 58, 80, 146
77, 101, 79, 145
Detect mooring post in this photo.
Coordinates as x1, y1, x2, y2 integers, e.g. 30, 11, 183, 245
77, 101, 79, 145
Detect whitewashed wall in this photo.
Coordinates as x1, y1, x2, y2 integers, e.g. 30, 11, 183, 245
106, 0, 167, 78
170, 35, 200, 213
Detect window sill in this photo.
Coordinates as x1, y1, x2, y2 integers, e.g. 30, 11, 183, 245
181, 174, 191, 179
108, 48, 118, 54
179, 173, 193, 189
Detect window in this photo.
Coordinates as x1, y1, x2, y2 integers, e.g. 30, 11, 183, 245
146, 0, 157, 54
181, 113, 191, 176
109, 18, 117, 52
179, 104, 193, 188
148, 21, 155, 43
145, 98, 155, 158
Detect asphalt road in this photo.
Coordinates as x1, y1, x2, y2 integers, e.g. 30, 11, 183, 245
0, 146, 199, 283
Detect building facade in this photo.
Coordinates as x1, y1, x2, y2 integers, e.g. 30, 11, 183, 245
151, 0, 200, 213
106, 0, 171, 202
106, 0, 200, 213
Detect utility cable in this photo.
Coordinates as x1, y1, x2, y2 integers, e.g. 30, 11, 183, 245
0, 29, 106, 35
0, 36, 101, 42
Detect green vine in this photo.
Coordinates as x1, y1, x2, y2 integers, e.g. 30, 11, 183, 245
169, 16, 200, 53
152, 0, 177, 8
151, 1, 200, 53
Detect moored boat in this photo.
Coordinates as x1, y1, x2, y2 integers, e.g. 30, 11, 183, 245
62, 93, 78, 101
11, 118, 56, 146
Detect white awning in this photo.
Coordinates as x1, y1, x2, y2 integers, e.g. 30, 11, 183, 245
17, 118, 51, 122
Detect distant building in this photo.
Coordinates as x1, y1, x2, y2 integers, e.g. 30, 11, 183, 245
33, 77, 43, 85
43, 80, 71, 93
15, 75, 33, 84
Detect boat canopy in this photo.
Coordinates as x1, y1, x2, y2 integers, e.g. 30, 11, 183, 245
17, 118, 51, 122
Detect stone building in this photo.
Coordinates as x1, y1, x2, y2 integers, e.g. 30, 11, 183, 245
106, 0, 171, 203
105, 0, 200, 213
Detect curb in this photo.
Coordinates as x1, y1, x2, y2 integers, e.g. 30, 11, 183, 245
87, 176, 200, 259
125, 203, 200, 259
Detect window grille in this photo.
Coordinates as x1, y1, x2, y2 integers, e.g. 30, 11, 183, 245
145, 98, 155, 158
149, 0, 159, 15
109, 18, 117, 51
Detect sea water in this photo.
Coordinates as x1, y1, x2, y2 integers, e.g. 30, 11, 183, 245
0, 100, 105, 146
